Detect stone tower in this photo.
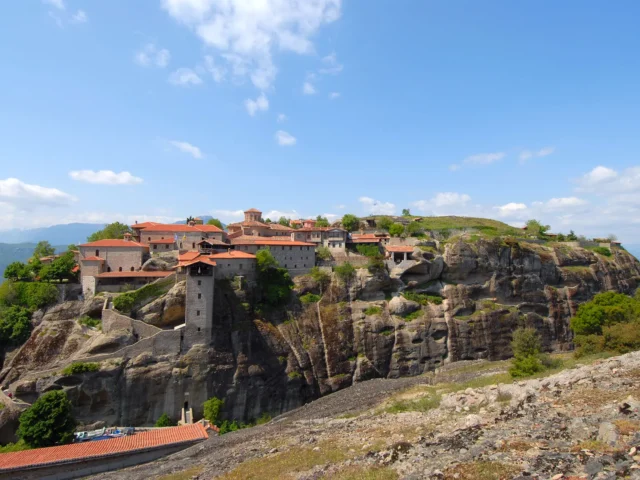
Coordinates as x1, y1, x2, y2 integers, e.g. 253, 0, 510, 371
184, 259, 215, 349
244, 208, 262, 222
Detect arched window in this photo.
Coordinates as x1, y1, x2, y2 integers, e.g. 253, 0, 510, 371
95, 249, 99, 256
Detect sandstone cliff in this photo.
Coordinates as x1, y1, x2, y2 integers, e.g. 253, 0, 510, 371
2, 239, 638, 428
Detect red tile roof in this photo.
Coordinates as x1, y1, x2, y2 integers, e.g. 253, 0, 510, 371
131, 221, 160, 229
148, 239, 176, 244
137, 224, 224, 233
352, 233, 390, 239
0, 424, 208, 473
81, 256, 105, 262
79, 239, 148, 249
178, 252, 201, 262
209, 250, 256, 260
179, 257, 217, 268
386, 245, 415, 253
95, 271, 174, 279
267, 224, 294, 231
227, 220, 268, 228
349, 238, 381, 243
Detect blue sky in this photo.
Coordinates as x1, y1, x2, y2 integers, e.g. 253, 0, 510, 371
1, 1, 640, 241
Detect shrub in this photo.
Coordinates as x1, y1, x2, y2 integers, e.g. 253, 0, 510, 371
203, 397, 224, 424
0, 281, 58, 310
113, 292, 135, 312
334, 263, 356, 282
288, 371, 302, 379
341, 214, 359, 232
256, 250, 293, 307
310, 267, 331, 289
603, 323, 640, 354
402, 291, 443, 305
355, 244, 380, 257
574, 334, 606, 358
591, 246, 612, 257
316, 246, 332, 261
509, 354, 545, 378
0, 306, 32, 345
300, 293, 321, 304
155, 413, 176, 427
18, 390, 76, 448
406, 222, 423, 236
509, 328, 547, 378
62, 362, 100, 375
376, 216, 393, 231
366, 256, 385, 273
364, 306, 382, 316
255, 413, 271, 425
570, 292, 640, 335
78, 316, 101, 329
388, 223, 405, 237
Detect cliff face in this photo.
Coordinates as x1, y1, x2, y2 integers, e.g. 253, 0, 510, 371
3, 240, 639, 427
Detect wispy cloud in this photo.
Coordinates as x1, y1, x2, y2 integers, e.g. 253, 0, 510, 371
277, 113, 287, 123
203, 55, 225, 82
302, 81, 316, 95
170, 140, 203, 158
464, 152, 506, 165
43, 0, 64, 10
328, 92, 340, 99
319, 52, 343, 75
245, 93, 269, 116
71, 10, 87, 23
135, 43, 171, 68
494, 202, 528, 218
359, 196, 396, 215
519, 146, 555, 163
69, 170, 143, 185
412, 192, 471, 215
0, 178, 76, 209
168, 68, 202, 86
275, 130, 297, 146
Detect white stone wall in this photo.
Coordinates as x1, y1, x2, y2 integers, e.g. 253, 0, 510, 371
214, 258, 257, 280
79, 246, 145, 274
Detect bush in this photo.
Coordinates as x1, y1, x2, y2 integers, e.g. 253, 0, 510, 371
388, 223, 405, 237
0, 306, 32, 345
603, 323, 640, 354
591, 246, 612, 257
17, 390, 76, 448
334, 263, 355, 282
155, 413, 176, 427
510, 354, 545, 378
376, 216, 393, 231
78, 316, 101, 329
316, 246, 332, 261
406, 222, 423, 237
509, 328, 547, 378
310, 267, 331, 289
364, 306, 382, 316
0, 281, 59, 310
62, 362, 100, 375
570, 292, 640, 335
300, 293, 321, 304
341, 214, 359, 232
402, 291, 442, 305
355, 244, 380, 257
366, 256, 385, 273
574, 334, 606, 358
113, 293, 135, 312
203, 396, 224, 424
256, 250, 293, 307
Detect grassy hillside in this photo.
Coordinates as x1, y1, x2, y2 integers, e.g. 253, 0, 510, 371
413, 216, 522, 236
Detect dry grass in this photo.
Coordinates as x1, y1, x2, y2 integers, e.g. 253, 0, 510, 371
329, 466, 399, 480
614, 419, 640, 435
444, 461, 520, 480
572, 440, 618, 454
498, 438, 536, 452
218, 441, 354, 480
157, 466, 204, 480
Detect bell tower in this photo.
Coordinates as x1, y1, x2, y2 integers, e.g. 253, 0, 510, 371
184, 259, 215, 349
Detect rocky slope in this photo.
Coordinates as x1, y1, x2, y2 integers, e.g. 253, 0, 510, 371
1, 239, 639, 430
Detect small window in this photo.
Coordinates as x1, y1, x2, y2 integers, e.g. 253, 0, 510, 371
118, 267, 122, 272
192, 242, 196, 249
239, 264, 243, 269
153, 245, 157, 250
197, 280, 201, 286
289, 246, 292, 250
285, 264, 288, 268
198, 293, 201, 299
197, 327, 201, 332
303, 264, 306, 267
131, 267, 134, 271
282, 246, 285, 250
107, 267, 111, 272
294, 264, 297, 268
95, 249, 99, 256
196, 310, 200, 316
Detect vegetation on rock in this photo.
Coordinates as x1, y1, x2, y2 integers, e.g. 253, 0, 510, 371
300, 293, 321, 304
256, 250, 293, 307
315, 215, 330, 227
203, 396, 224, 424
315, 246, 332, 261
388, 223, 404, 237
334, 262, 355, 282
155, 413, 176, 427
62, 362, 100, 375
0, 306, 32, 345
18, 390, 76, 448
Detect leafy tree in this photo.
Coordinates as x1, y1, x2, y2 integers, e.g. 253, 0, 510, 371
87, 222, 133, 242
316, 246, 332, 261
203, 396, 224, 424
607, 233, 618, 242
341, 214, 359, 232
402, 208, 411, 217
155, 413, 176, 427
67, 244, 78, 252
525, 219, 550, 238
376, 216, 393, 231
567, 230, 578, 241
406, 221, 423, 236
32, 241, 55, 260
310, 267, 331, 290
509, 328, 546, 378
570, 291, 640, 335
367, 256, 385, 273
206, 218, 224, 229
0, 306, 32, 345
0, 281, 58, 310
315, 215, 330, 227
3, 262, 31, 281
334, 262, 355, 282
388, 223, 405, 237
556, 233, 566, 242
276, 216, 289, 227
355, 244, 380, 257
41, 251, 76, 283
17, 390, 76, 448
264, 218, 272, 224
256, 250, 293, 306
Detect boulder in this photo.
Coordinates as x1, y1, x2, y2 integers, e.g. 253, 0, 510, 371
137, 281, 186, 327
388, 296, 420, 316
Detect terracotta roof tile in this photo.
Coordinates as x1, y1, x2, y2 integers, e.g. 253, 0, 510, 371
227, 221, 268, 228
131, 222, 160, 229
178, 252, 201, 262
81, 256, 105, 261
79, 239, 149, 249
349, 238, 382, 243
179, 257, 217, 268
149, 239, 176, 244
267, 224, 294, 231
0, 424, 208, 473
385, 245, 415, 253
95, 271, 174, 279
209, 251, 256, 260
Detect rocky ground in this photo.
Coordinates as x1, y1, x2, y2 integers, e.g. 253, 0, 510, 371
90, 351, 640, 480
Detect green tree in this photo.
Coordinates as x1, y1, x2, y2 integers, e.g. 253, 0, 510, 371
556, 233, 566, 242
406, 222, 423, 236
525, 219, 550, 238
32, 241, 55, 260
87, 222, 133, 242
0, 306, 32, 345
206, 218, 224, 229
376, 216, 393, 231
278, 216, 290, 226
310, 267, 331, 290
3, 262, 30, 281
388, 223, 405, 237
567, 230, 578, 241
203, 397, 224, 424
509, 328, 545, 378
155, 413, 176, 427
341, 214, 359, 232
264, 218, 272, 224
17, 390, 76, 448
334, 262, 355, 282
316, 246, 332, 261
255, 250, 293, 306
315, 215, 330, 227
41, 251, 76, 283
402, 208, 411, 217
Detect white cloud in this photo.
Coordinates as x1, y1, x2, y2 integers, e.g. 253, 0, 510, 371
319, 52, 343, 75
495, 202, 528, 218
576, 165, 619, 190
244, 93, 269, 116
168, 68, 203, 86
203, 55, 226, 82
449, 164, 461, 172
464, 152, 506, 165
328, 92, 340, 99
302, 81, 316, 95
0, 178, 76, 209
543, 197, 587, 210
412, 192, 471, 215
263, 209, 300, 221
43, 0, 64, 10
275, 130, 296, 146
213, 209, 244, 222
336, 204, 346, 209
135, 43, 171, 68
170, 140, 204, 158
69, 170, 143, 185
161, 0, 342, 90
519, 146, 555, 163
71, 10, 87, 23
359, 196, 396, 215
277, 113, 287, 123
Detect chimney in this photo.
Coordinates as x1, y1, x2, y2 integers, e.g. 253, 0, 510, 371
123, 232, 132, 241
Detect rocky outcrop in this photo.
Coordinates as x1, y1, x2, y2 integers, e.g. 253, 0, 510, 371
2, 239, 638, 430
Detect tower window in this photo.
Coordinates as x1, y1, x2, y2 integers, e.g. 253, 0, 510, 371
131, 267, 134, 271
198, 293, 201, 299
95, 249, 99, 257
196, 310, 200, 316
118, 267, 122, 272
198, 280, 201, 286
198, 327, 201, 332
